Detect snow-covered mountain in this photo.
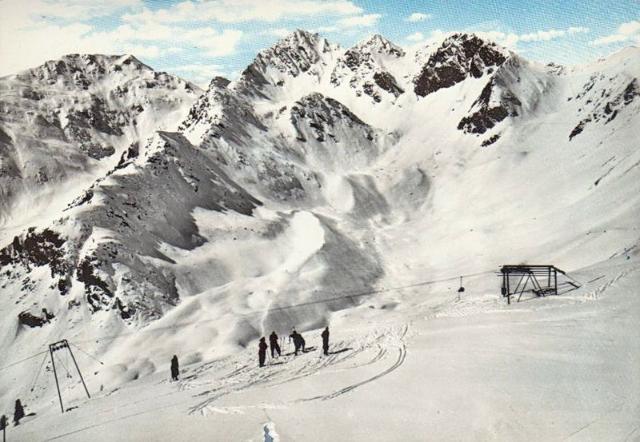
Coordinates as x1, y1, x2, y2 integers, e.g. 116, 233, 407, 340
0, 54, 200, 240
330, 34, 406, 103
1, 30, 639, 440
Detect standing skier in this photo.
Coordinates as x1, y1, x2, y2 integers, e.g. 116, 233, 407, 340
321, 326, 330, 356
259, 337, 268, 367
289, 329, 306, 355
13, 399, 25, 426
1, 414, 8, 437
170, 355, 180, 381
269, 331, 281, 358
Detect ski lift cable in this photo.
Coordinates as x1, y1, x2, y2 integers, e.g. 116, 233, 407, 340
69, 342, 105, 365
54, 352, 73, 379
0, 350, 49, 372
242, 269, 494, 316
29, 351, 50, 393
72, 268, 497, 345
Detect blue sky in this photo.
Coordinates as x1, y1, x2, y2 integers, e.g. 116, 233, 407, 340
0, 0, 638, 86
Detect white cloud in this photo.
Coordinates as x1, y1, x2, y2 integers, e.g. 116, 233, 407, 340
568, 26, 590, 34
337, 13, 382, 28
619, 20, 640, 36
123, 0, 363, 24
403, 29, 451, 51
471, 26, 589, 50
406, 13, 432, 22
474, 31, 519, 48
180, 28, 243, 57
406, 32, 425, 42
264, 28, 292, 38
314, 26, 340, 34
122, 44, 161, 59
519, 27, 588, 42
519, 29, 566, 42
169, 63, 227, 87
591, 20, 640, 46
30, 0, 142, 21
0, 0, 244, 75
405, 26, 592, 54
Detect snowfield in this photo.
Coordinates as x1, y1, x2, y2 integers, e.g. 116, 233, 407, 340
6, 256, 639, 441
1, 30, 639, 441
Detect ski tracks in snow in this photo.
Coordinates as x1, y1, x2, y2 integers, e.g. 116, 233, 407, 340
185, 324, 409, 415
298, 324, 409, 402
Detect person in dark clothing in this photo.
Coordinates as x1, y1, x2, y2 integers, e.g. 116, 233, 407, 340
299, 333, 306, 353
170, 355, 179, 381
289, 329, 306, 355
1, 414, 7, 442
269, 331, 281, 358
289, 329, 299, 355
13, 399, 25, 426
258, 337, 268, 367
321, 326, 330, 356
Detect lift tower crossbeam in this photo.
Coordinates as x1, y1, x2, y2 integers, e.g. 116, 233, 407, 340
48, 339, 91, 414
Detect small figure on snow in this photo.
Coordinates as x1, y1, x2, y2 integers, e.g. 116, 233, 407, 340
170, 355, 179, 381
269, 331, 281, 358
289, 329, 306, 356
259, 337, 268, 367
321, 326, 330, 356
13, 399, 25, 426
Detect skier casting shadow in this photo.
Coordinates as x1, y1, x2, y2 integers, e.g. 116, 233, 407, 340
321, 326, 330, 356
269, 331, 281, 358
13, 399, 25, 426
289, 329, 306, 355
259, 337, 268, 367
170, 355, 180, 381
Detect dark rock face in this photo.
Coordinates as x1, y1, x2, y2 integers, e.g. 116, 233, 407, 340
0, 228, 67, 274
373, 72, 404, 97
77, 256, 113, 312
569, 78, 639, 140
481, 134, 501, 146
210, 76, 231, 89
290, 93, 373, 143
330, 35, 405, 103
457, 56, 527, 136
414, 33, 507, 97
458, 78, 522, 134
569, 121, 586, 140
18, 311, 48, 327
0, 228, 71, 296
458, 107, 510, 134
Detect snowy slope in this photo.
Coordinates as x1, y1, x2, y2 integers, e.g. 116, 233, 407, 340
0, 54, 201, 242
0, 31, 639, 441
6, 256, 640, 441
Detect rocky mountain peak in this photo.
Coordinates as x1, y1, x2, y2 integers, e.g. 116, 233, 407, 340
233, 29, 337, 98
329, 34, 406, 104
357, 34, 405, 58
14, 53, 151, 85
209, 76, 231, 90
413, 32, 509, 97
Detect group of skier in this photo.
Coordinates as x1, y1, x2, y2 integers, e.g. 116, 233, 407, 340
258, 326, 330, 367
170, 326, 332, 380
